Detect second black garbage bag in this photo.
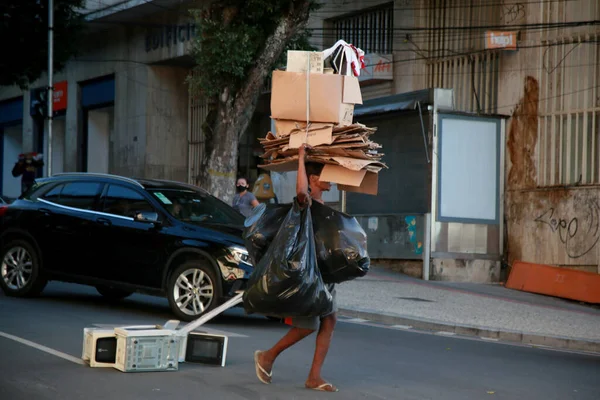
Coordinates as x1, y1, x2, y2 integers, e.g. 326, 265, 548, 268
243, 200, 333, 318
243, 200, 370, 285
310, 201, 370, 284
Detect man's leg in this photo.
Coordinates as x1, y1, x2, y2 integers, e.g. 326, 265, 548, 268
305, 313, 337, 391
255, 317, 317, 383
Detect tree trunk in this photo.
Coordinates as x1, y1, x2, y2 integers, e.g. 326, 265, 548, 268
198, 0, 313, 204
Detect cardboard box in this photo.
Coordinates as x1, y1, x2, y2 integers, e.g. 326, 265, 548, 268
287, 51, 324, 74
270, 71, 363, 125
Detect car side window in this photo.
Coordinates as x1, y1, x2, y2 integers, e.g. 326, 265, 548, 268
102, 185, 155, 218
41, 184, 64, 202
41, 182, 103, 210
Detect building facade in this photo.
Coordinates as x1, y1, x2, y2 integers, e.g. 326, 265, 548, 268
0, 0, 200, 200
0, 0, 598, 280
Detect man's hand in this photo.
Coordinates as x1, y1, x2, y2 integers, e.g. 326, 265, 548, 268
298, 144, 313, 160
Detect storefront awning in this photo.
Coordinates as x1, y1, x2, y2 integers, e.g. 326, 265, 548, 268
354, 89, 433, 117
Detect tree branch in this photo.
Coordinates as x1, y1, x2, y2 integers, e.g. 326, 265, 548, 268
232, 0, 312, 137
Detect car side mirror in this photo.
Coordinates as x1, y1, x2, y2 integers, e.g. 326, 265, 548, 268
134, 211, 160, 224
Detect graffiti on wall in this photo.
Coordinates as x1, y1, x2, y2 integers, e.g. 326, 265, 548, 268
534, 199, 600, 259
500, 2, 526, 24
405, 216, 423, 255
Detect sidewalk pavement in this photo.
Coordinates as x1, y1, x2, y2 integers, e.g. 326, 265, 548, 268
336, 266, 600, 353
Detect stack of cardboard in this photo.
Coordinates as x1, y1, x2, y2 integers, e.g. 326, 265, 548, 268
258, 50, 386, 195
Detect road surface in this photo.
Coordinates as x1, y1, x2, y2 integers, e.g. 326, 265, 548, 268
1, 282, 598, 400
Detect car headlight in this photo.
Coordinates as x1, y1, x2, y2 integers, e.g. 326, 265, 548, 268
229, 246, 251, 265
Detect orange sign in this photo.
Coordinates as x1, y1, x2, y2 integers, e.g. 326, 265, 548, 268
53, 81, 68, 111
485, 31, 518, 50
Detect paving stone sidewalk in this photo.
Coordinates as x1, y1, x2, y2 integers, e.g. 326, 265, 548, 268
336, 267, 600, 353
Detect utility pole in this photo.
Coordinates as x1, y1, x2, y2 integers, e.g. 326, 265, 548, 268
47, 0, 54, 177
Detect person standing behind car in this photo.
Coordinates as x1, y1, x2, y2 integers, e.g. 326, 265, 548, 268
232, 177, 259, 217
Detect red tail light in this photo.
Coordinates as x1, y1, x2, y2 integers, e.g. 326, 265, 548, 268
0, 206, 9, 217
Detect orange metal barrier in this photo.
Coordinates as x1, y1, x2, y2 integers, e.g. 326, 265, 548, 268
506, 261, 600, 304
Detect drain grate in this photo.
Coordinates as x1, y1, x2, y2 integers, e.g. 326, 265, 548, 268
396, 297, 435, 303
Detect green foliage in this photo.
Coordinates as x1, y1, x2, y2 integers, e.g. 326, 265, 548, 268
189, 0, 320, 99
0, 0, 85, 89
274, 26, 317, 69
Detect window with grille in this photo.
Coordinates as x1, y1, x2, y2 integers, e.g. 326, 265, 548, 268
331, 3, 394, 54
424, 0, 503, 113
536, 0, 600, 186
537, 35, 600, 186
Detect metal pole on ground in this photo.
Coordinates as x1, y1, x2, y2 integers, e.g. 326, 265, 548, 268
423, 213, 431, 280
47, 0, 54, 177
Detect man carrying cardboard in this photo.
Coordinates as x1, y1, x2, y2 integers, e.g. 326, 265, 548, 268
253, 144, 339, 393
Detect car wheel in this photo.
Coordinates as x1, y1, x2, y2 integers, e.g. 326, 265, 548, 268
0, 239, 47, 297
167, 261, 221, 322
96, 286, 133, 301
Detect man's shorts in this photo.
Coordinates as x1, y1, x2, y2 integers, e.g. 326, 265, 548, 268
284, 284, 337, 331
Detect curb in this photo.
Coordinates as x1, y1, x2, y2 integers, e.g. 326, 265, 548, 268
338, 308, 600, 354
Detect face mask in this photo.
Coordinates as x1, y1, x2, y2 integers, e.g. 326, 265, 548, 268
236, 185, 247, 193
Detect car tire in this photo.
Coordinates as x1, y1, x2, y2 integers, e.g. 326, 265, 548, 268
96, 286, 133, 301
0, 239, 47, 297
167, 261, 221, 322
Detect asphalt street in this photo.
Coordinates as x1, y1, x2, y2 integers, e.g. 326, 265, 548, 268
0, 282, 598, 400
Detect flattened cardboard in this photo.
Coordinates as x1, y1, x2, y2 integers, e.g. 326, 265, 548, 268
271, 71, 363, 124
320, 164, 366, 186
287, 51, 324, 74
289, 126, 334, 148
258, 156, 336, 173
274, 120, 334, 141
259, 158, 380, 195
339, 172, 378, 196
330, 156, 384, 171
320, 164, 379, 195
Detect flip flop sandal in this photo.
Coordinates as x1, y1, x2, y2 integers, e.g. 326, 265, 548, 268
254, 350, 272, 384
307, 383, 339, 392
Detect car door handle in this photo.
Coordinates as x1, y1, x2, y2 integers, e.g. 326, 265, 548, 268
39, 208, 53, 216
96, 217, 112, 226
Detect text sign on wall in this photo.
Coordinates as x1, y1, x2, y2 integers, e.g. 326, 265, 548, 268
485, 31, 518, 50
53, 81, 68, 111
359, 53, 394, 83
145, 23, 197, 53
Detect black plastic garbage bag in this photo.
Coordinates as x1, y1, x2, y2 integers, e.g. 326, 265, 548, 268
243, 201, 333, 318
310, 201, 370, 284
243, 202, 292, 266
243, 200, 371, 284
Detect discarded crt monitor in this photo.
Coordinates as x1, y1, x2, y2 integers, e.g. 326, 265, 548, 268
243, 201, 333, 318
243, 200, 370, 284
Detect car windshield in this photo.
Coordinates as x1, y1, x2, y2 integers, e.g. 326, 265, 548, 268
149, 189, 245, 226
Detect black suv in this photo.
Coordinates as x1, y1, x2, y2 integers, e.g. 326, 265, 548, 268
0, 173, 253, 321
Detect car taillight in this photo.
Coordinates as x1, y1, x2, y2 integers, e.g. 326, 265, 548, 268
0, 206, 9, 217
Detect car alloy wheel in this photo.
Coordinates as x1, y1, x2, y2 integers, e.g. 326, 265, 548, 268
173, 267, 215, 317
1, 246, 33, 290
